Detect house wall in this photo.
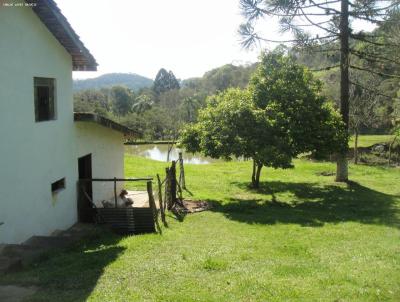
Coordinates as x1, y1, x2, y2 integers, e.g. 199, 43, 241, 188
75, 122, 125, 207
0, 5, 77, 243
0, 5, 126, 244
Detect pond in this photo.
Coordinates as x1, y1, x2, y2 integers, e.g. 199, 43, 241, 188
125, 144, 217, 164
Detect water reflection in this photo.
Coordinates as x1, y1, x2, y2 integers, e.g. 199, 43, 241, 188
125, 144, 215, 164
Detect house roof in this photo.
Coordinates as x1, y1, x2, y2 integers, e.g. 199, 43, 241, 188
74, 113, 136, 136
27, 0, 98, 71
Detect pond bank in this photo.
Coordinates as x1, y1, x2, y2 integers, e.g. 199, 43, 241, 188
124, 144, 216, 164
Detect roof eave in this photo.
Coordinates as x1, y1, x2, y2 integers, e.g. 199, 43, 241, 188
28, 0, 98, 71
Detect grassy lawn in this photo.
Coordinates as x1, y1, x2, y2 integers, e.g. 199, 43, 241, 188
1, 156, 399, 301
349, 134, 393, 148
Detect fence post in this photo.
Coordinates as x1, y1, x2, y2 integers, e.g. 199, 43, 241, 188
157, 174, 167, 226
164, 167, 170, 209
147, 181, 161, 233
169, 161, 177, 210
178, 152, 186, 189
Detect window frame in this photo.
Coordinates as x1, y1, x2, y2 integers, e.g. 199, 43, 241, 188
34, 77, 57, 122
51, 178, 66, 194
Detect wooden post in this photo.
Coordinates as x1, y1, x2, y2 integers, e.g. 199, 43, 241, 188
157, 174, 167, 226
164, 167, 170, 209
147, 181, 161, 234
114, 177, 117, 208
169, 161, 177, 210
178, 152, 186, 189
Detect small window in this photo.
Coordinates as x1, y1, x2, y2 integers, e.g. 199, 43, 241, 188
34, 77, 56, 122
51, 178, 65, 194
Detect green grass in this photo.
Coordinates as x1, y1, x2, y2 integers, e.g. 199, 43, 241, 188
1, 156, 399, 301
349, 134, 393, 148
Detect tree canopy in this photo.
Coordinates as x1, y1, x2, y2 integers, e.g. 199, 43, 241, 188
110, 86, 134, 117
180, 52, 347, 187
153, 68, 180, 95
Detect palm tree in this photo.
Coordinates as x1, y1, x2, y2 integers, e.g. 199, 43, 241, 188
132, 95, 153, 114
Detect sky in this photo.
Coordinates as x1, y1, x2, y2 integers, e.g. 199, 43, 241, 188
57, 0, 288, 80
56, 0, 375, 81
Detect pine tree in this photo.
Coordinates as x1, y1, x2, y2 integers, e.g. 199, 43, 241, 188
239, 0, 400, 181
153, 68, 180, 95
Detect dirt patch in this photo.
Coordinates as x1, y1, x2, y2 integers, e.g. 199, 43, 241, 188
0, 285, 37, 302
181, 200, 212, 213
316, 171, 335, 176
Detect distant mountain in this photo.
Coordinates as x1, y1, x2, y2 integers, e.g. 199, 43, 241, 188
73, 73, 153, 91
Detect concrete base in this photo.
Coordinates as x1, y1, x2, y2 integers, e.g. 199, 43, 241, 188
0, 223, 97, 274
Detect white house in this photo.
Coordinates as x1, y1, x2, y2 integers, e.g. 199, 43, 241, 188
0, 0, 133, 244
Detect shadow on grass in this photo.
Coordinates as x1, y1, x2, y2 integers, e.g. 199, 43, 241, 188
210, 181, 399, 228
0, 228, 126, 301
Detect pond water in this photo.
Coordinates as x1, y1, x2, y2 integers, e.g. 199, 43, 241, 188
125, 144, 216, 164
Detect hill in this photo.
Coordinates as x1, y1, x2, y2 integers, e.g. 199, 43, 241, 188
182, 63, 257, 94
73, 73, 153, 91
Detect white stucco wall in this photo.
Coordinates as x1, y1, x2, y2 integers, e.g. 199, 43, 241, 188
0, 5, 126, 244
75, 122, 125, 207
0, 5, 77, 243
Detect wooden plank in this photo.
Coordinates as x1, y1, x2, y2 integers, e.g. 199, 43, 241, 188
97, 207, 155, 235
79, 177, 152, 182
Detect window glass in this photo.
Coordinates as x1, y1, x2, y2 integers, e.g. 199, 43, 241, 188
34, 77, 56, 122
51, 178, 65, 194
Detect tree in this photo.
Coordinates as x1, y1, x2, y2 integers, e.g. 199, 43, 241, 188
110, 86, 134, 117
182, 63, 258, 95
239, 0, 400, 181
180, 52, 347, 187
180, 88, 267, 187
153, 68, 180, 95
73, 88, 111, 115
181, 96, 200, 123
132, 95, 153, 114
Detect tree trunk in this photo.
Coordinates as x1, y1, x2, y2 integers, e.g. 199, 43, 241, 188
252, 161, 263, 188
336, 0, 350, 182
336, 155, 348, 182
251, 159, 256, 185
354, 128, 359, 164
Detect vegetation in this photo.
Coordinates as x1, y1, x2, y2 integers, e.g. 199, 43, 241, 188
73, 64, 257, 140
182, 63, 257, 94
181, 53, 347, 187
389, 120, 400, 165
153, 68, 180, 95
239, 0, 400, 181
73, 12, 399, 146
1, 155, 399, 301
71, 13, 399, 169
